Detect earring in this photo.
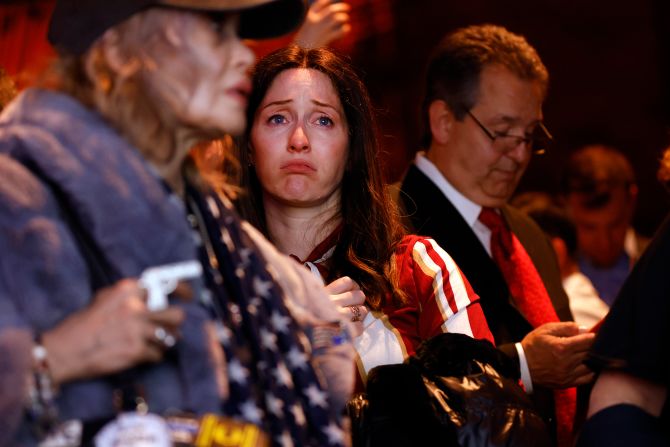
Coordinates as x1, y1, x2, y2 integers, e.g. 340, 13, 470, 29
98, 72, 112, 94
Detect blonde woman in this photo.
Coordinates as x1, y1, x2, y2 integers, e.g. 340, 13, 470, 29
0, 1, 353, 445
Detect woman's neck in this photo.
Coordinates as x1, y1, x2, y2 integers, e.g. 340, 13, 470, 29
264, 194, 342, 260
140, 127, 203, 197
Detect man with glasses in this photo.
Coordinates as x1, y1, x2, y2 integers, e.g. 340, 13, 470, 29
398, 24, 595, 445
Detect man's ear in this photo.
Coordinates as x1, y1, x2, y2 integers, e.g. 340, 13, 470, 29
428, 99, 454, 145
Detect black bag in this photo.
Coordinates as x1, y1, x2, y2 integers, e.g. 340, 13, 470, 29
347, 333, 551, 447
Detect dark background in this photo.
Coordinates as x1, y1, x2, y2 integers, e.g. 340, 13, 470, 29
344, 0, 670, 236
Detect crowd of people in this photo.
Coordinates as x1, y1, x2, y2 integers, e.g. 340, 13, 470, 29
0, 1, 668, 446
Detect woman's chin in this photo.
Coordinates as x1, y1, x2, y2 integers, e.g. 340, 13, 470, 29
272, 191, 321, 209
279, 192, 313, 206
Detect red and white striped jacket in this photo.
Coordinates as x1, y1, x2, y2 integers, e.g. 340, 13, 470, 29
298, 233, 494, 378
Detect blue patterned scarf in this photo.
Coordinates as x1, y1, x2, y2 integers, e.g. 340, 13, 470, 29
185, 182, 345, 446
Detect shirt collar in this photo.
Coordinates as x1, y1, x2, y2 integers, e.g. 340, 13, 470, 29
414, 152, 483, 228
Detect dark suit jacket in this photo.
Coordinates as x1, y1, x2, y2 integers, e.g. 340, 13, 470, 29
399, 163, 573, 431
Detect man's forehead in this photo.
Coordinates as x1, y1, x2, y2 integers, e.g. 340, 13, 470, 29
473, 64, 545, 118
569, 188, 634, 220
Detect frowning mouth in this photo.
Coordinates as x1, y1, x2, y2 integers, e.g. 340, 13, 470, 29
281, 160, 316, 173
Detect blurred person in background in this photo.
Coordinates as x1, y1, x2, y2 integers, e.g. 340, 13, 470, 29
293, 0, 351, 48
560, 144, 649, 306
0, 67, 17, 111
576, 144, 670, 447
513, 192, 607, 328
247, 0, 352, 61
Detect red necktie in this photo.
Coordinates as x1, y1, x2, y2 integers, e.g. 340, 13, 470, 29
479, 207, 576, 447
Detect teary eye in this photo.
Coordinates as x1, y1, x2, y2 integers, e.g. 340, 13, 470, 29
317, 116, 333, 126
268, 114, 286, 125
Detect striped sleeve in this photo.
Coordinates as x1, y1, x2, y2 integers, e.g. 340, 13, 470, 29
410, 237, 495, 345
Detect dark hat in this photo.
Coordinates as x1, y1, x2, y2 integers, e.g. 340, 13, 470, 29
48, 0, 307, 55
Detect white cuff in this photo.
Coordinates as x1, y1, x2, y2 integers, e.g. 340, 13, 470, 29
515, 342, 533, 394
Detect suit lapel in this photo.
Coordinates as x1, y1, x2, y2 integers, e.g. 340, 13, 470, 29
400, 166, 532, 340
400, 166, 485, 259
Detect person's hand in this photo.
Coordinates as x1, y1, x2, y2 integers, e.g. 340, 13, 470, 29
42, 279, 185, 387
293, 0, 351, 48
521, 321, 596, 389
325, 276, 367, 328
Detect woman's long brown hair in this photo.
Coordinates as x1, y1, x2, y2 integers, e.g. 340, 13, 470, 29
237, 46, 407, 310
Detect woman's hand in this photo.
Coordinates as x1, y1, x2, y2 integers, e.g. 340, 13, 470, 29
42, 279, 185, 387
325, 276, 367, 326
293, 0, 351, 48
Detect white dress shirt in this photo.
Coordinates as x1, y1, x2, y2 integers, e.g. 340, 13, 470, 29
563, 272, 608, 329
414, 152, 492, 255
413, 152, 535, 393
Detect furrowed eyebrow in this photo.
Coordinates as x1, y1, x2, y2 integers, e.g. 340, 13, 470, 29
260, 99, 292, 111
259, 98, 342, 118
312, 99, 339, 112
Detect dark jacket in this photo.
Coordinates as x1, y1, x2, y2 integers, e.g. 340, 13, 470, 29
399, 163, 572, 430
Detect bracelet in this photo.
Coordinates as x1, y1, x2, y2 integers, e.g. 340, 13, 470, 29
27, 338, 59, 438
310, 322, 350, 353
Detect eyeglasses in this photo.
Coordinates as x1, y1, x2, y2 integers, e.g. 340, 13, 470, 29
466, 110, 553, 155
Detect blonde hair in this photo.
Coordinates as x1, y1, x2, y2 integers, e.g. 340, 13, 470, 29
190, 136, 242, 200
86, 10, 188, 168
0, 68, 17, 111
46, 8, 239, 197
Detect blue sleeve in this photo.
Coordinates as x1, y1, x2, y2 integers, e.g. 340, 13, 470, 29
0, 154, 95, 444
0, 154, 92, 334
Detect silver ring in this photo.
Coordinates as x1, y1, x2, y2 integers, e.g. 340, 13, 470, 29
349, 305, 362, 322
154, 326, 176, 348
